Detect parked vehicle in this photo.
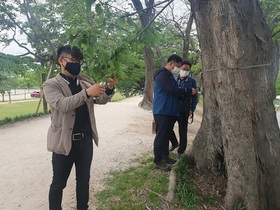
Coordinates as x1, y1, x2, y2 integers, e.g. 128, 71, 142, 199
30, 91, 41, 98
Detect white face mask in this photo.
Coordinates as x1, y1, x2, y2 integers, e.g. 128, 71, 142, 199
171, 66, 180, 75
179, 70, 189, 78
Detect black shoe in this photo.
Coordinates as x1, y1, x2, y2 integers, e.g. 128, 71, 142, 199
169, 144, 179, 152
164, 157, 177, 165
155, 160, 171, 172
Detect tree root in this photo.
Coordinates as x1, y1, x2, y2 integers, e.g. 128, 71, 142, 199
144, 188, 173, 210
166, 170, 176, 202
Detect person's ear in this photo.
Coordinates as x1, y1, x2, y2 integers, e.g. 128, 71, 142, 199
58, 56, 64, 66
169, 61, 174, 68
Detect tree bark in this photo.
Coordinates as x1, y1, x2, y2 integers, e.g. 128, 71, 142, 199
140, 47, 154, 109
182, 8, 194, 60
8, 91, 11, 103
131, 0, 155, 110
190, 0, 280, 209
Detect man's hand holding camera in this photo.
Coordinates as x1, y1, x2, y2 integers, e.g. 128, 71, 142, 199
85, 77, 118, 97
86, 84, 105, 97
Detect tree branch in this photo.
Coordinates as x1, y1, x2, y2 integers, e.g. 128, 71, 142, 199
24, 0, 55, 52
12, 33, 44, 59
121, 0, 170, 18
272, 29, 280, 38
129, 0, 174, 43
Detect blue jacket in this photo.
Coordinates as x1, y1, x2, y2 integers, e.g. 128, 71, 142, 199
175, 75, 199, 113
153, 67, 192, 116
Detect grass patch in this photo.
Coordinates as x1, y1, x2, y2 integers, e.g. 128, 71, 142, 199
175, 155, 227, 210
0, 112, 47, 126
0, 92, 126, 126
111, 91, 126, 102
174, 155, 198, 210
198, 93, 203, 106
95, 154, 170, 210
0, 100, 45, 121
0, 93, 126, 119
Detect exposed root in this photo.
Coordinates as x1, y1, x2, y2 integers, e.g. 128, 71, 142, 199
144, 188, 173, 209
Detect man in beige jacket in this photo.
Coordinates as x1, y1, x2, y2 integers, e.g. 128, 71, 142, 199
43, 44, 117, 210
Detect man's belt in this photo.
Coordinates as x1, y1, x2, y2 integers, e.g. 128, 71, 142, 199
72, 133, 85, 141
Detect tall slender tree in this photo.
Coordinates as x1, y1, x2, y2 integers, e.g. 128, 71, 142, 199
131, 0, 156, 110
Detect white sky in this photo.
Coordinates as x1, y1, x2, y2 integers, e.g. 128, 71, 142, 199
0, 40, 29, 55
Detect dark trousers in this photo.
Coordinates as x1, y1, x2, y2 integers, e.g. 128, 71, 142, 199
49, 137, 93, 210
170, 111, 188, 154
153, 114, 176, 163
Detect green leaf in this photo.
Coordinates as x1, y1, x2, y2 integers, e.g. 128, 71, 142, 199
95, 4, 103, 15
127, 17, 135, 26
117, 17, 126, 27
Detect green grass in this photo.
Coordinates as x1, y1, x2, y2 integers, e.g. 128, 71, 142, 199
174, 155, 198, 210
95, 154, 170, 210
0, 92, 127, 126
0, 100, 44, 120
111, 91, 126, 102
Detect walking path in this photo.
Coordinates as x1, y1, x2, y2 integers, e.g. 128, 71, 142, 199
1, 95, 277, 209
0, 96, 158, 209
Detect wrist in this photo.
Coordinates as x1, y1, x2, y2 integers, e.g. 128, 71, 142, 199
85, 89, 90, 97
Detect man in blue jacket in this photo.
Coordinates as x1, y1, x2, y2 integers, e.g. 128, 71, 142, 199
169, 61, 199, 159
153, 55, 197, 171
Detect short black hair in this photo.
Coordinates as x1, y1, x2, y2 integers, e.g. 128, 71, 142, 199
167, 54, 183, 63
56, 44, 84, 62
182, 60, 192, 68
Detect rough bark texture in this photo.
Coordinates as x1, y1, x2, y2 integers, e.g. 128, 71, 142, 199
139, 47, 154, 110
132, 0, 155, 110
182, 9, 194, 60
189, 0, 280, 209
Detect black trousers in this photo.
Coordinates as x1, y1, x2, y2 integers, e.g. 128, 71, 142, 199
170, 111, 188, 154
49, 137, 93, 210
153, 114, 177, 163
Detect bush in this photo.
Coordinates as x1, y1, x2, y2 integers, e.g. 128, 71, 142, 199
0, 112, 48, 126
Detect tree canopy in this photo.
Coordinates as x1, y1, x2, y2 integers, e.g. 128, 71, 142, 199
0, 0, 201, 96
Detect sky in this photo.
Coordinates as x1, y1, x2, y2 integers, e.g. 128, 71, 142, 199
0, 40, 29, 55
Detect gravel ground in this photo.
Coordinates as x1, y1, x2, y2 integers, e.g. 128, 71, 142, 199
0, 96, 202, 210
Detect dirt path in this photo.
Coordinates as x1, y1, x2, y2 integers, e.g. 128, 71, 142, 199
0, 96, 202, 210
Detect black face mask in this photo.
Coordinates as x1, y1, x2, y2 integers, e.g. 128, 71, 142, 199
65, 62, 81, 76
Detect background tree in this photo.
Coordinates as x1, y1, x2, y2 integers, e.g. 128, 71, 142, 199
159, 0, 195, 60
1, 0, 202, 106
0, 0, 66, 110
0, 53, 39, 102
189, 0, 280, 209
260, 0, 280, 96
260, 0, 280, 42
157, 0, 202, 85
128, 0, 156, 110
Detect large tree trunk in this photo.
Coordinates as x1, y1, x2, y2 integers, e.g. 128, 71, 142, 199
189, 0, 280, 209
131, 0, 155, 110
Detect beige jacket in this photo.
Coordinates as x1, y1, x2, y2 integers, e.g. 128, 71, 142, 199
43, 74, 114, 155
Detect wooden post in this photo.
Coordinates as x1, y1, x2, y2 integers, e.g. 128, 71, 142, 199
35, 60, 54, 114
